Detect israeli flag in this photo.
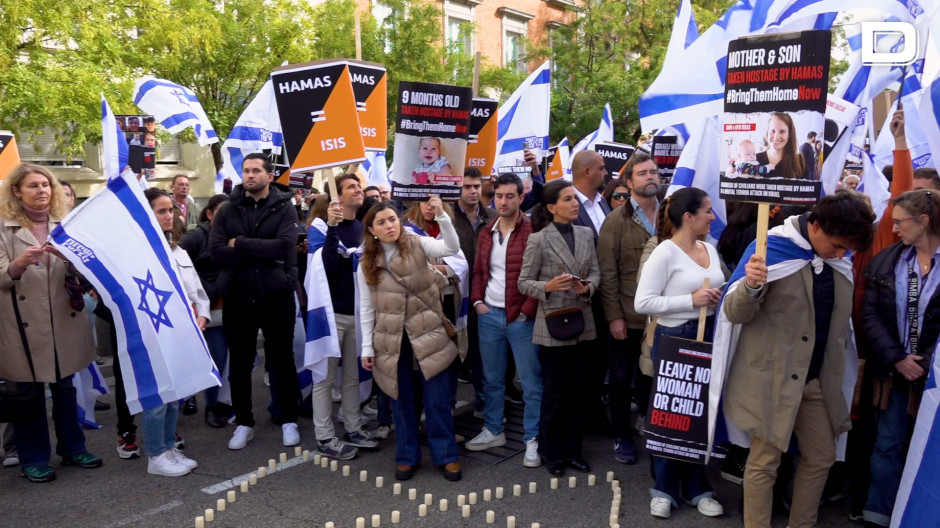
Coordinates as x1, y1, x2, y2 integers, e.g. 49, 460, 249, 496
217, 79, 284, 193
403, 222, 470, 331
570, 103, 614, 159
48, 170, 221, 414
872, 89, 935, 171
100, 95, 129, 180
820, 93, 861, 195
356, 151, 389, 186
494, 61, 551, 171
918, 77, 940, 168
666, 116, 726, 241
892, 342, 940, 528
74, 361, 109, 429
133, 76, 218, 146
707, 218, 857, 461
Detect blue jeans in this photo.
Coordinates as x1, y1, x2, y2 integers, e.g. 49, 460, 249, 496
478, 307, 542, 442
141, 402, 180, 457
650, 319, 714, 507
13, 374, 87, 468
203, 326, 228, 409
863, 386, 912, 526
392, 333, 458, 467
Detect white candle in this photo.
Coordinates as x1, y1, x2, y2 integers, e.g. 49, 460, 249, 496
588, 474, 596, 486
569, 476, 576, 488
531, 524, 540, 528
393, 483, 401, 495
506, 516, 516, 528
371, 514, 380, 527
195, 516, 205, 528
279, 452, 287, 463
330, 460, 338, 472
483, 489, 492, 501
486, 510, 495, 524
528, 482, 537, 494
424, 493, 433, 506
216, 499, 226, 512
457, 494, 466, 506
418, 504, 427, 517
240, 481, 249, 493
313, 453, 321, 465
227, 490, 236, 503
391, 511, 400, 524
606, 471, 614, 482
321, 457, 328, 468
439, 499, 448, 511
356, 517, 365, 528
550, 478, 558, 489
360, 469, 368, 482
258, 467, 266, 478
249, 474, 257, 486
376, 476, 384, 488
513, 484, 522, 496
325, 523, 334, 528
343, 465, 350, 476
469, 492, 478, 504
495, 487, 504, 499
294, 446, 302, 457
462, 505, 471, 518
268, 459, 276, 470
302, 450, 310, 461
408, 488, 417, 501
205, 509, 214, 522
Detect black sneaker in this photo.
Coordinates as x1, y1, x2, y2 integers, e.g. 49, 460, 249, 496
720, 449, 746, 485
317, 437, 358, 460
116, 432, 140, 459
175, 432, 185, 449
183, 397, 198, 416
61, 452, 103, 469
505, 386, 524, 405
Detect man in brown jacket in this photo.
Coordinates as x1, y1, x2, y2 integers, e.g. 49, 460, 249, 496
597, 153, 660, 464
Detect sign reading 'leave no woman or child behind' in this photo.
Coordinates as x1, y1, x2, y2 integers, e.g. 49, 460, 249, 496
720, 30, 831, 205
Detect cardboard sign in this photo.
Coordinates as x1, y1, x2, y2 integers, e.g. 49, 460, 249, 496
593, 142, 635, 178
271, 60, 366, 172
391, 81, 473, 201
645, 336, 722, 464
652, 136, 682, 184
720, 30, 831, 204
115, 114, 156, 147
465, 98, 498, 176
544, 146, 567, 181
347, 61, 388, 152
0, 132, 20, 184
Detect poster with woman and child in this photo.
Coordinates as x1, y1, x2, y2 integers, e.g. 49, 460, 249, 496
720, 30, 831, 205
391, 81, 473, 201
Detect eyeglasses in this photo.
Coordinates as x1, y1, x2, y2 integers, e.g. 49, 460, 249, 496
893, 216, 920, 226
611, 193, 627, 200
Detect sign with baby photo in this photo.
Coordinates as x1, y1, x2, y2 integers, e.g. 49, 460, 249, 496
347, 60, 388, 152
271, 60, 366, 173
720, 30, 831, 205
391, 81, 473, 201
465, 98, 498, 177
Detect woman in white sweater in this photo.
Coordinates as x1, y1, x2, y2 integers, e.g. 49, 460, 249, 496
634, 187, 725, 519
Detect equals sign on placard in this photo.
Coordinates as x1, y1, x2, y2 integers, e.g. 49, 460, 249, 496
468, 134, 478, 144
356, 102, 366, 111
310, 110, 326, 123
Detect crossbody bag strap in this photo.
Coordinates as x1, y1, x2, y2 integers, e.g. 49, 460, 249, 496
385, 266, 452, 326
10, 286, 38, 383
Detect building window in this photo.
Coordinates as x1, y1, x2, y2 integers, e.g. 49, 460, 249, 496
444, 0, 477, 55
498, 8, 533, 72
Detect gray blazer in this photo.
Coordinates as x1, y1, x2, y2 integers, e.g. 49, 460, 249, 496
518, 222, 600, 346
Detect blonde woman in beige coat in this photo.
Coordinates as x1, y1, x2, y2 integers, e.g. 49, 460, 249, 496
357, 198, 463, 482
0, 164, 101, 483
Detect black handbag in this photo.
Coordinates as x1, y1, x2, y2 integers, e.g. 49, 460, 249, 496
543, 306, 585, 341
0, 287, 43, 422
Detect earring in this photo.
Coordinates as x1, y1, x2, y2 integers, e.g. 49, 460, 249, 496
373, 235, 378, 240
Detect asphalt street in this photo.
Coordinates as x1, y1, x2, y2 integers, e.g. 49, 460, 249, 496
0, 362, 859, 528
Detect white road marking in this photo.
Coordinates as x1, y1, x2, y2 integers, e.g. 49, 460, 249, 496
201, 455, 307, 495
103, 500, 184, 527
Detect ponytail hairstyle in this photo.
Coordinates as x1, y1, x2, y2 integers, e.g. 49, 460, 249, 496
891, 189, 940, 237
531, 179, 573, 232
656, 187, 709, 240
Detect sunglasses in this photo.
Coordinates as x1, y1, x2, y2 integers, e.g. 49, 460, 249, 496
611, 193, 627, 200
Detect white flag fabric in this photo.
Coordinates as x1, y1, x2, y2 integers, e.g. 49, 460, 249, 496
891, 343, 940, 528
666, 116, 726, 240
48, 170, 220, 414
494, 61, 551, 171
859, 148, 892, 223
356, 151, 389, 187
570, 103, 614, 159
74, 361, 109, 429
100, 95, 129, 180
820, 94, 861, 196
873, 88, 935, 171
217, 79, 284, 193
918, 77, 940, 168
133, 76, 218, 146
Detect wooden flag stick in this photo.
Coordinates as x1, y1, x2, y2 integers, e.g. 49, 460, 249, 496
697, 278, 710, 342
755, 201, 770, 256
472, 52, 481, 97
355, 12, 362, 61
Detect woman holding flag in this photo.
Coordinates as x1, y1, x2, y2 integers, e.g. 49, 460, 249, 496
357, 197, 463, 482
0, 163, 102, 483
634, 187, 725, 519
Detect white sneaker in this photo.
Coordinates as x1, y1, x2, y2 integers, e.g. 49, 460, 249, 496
650, 497, 672, 518
282, 423, 300, 447
170, 449, 198, 470
696, 497, 724, 517
465, 428, 506, 451
228, 425, 254, 450
147, 451, 191, 477
2, 453, 19, 467
523, 438, 541, 468
373, 424, 393, 440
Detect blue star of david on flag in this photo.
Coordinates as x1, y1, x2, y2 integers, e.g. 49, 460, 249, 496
134, 270, 174, 332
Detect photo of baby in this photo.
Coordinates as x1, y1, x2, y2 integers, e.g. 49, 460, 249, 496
412, 137, 452, 184
722, 111, 819, 181
728, 139, 772, 177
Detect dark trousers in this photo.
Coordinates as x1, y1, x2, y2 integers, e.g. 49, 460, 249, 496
465, 311, 485, 410
14, 375, 87, 468
539, 342, 590, 463
223, 293, 298, 427
609, 327, 645, 441
107, 318, 137, 436
584, 298, 610, 432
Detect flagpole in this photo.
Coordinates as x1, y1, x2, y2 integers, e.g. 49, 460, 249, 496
472, 52, 481, 97
755, 202, 770, 272
696, 278, 710, 342
355, 12, 362, 61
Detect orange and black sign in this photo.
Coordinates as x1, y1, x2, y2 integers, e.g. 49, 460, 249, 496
271, 60, 366, 172
0, 133, 21, 183
544, 144, 567, 181
347, 60, 387, 152
465, 98, 498, 177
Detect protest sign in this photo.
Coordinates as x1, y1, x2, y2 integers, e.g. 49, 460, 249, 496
719, 30, 831, 205
652, 136, 682, 184
347, 61, 388, 152
593, 142, 635, 179
115, 115, 156, 147
0, 132, 20, 184
271, 60, 366, 173
391, 81, 473, 201
544, 146, 566, 181
465, 98, 498, 177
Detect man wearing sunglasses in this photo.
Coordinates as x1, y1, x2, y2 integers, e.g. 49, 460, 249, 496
597, 152, 661, 465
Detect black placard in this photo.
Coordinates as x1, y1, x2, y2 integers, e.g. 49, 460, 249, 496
652, 136, 682, 184
593, 142, 635, 178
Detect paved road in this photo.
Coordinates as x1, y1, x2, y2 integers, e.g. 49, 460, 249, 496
0, 366, 858, 528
